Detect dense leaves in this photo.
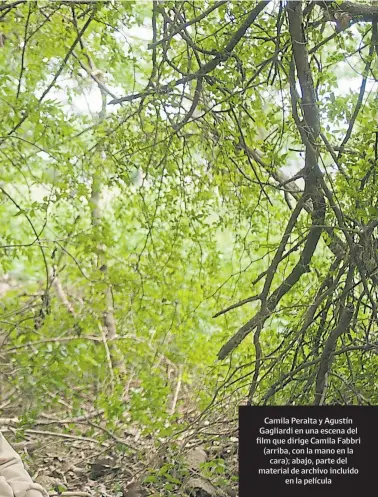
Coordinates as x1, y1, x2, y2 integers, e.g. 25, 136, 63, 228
0, 1, 378, 447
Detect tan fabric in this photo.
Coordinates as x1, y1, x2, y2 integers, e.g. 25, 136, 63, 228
0, 433, 48, 497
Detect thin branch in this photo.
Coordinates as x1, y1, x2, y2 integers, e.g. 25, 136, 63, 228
314, 303, 354, 405
148, 1, 228, 48
337, 29, 376, 157
16, 3, 32, 99
110, 1, 270, 105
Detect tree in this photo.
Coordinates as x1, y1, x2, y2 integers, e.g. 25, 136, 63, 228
0, 0, 378, 431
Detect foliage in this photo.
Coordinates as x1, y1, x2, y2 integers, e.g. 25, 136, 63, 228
0, 1, 378, 454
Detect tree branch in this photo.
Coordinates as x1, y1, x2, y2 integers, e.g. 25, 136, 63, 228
148, 1, 228, 49
314, 303, 354, 405
109, 1, 270, 105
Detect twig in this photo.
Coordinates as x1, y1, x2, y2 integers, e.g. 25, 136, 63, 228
314, 304, 354, 405
110, 1, 270, 105
52, 276, 76, 316
0, 428, 109, 446
337, 29, 376, 158
213, 295, 260, 318
169, 364, 183, 416
50, 493, 92, 497
149, 1, 227, 48
72, 52, 117, 100
99, 323, 115, 391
